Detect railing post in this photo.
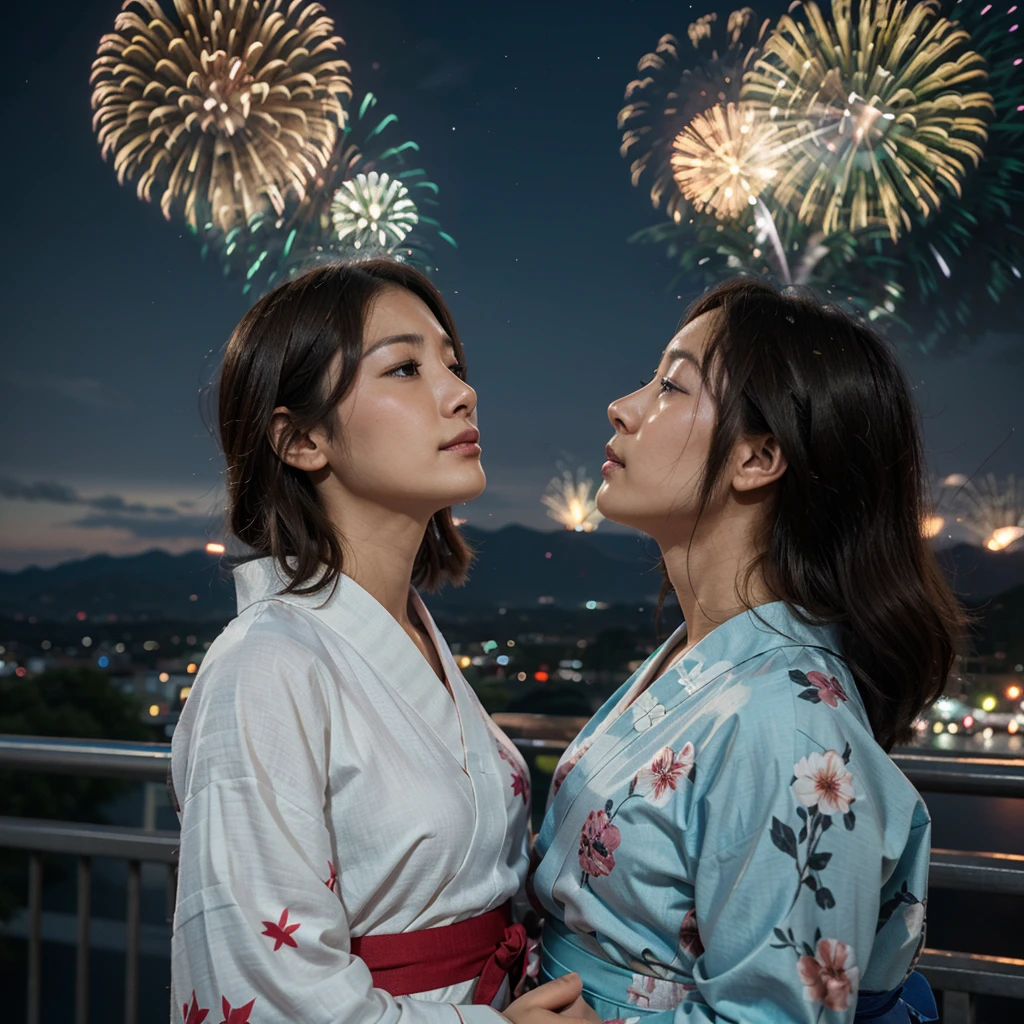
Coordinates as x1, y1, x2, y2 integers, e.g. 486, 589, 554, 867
943, 990, 976, 1024
26, 852, 42, 1024
76, 856, 91, 1024
124, 859, 140, 1024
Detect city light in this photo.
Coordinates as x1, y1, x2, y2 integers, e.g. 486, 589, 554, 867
159, 672, 170, 683
82, 637, 92, 647
517, 672, 528, 682
1010, 721, 1021, 736
981, 696, 998, 712
948, 722, 959, 734
458, 655, 472, 669
933, 722, 944, 734
97, 656, 109, 668
180, 686, 192, 702
148, 704, 160, 717
186, 663, 198, 674
205, 542, 226, 555
496, 655, 510, 666
963, 715, 974, 729
534, 671, 550, 682
1007, 685, 1022, 701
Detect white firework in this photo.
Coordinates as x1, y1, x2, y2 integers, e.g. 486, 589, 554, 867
330, 171, 419, 251
950, 474, 1024, 552
542, 469, 604, 533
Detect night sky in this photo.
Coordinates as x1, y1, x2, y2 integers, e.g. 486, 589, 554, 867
1, 0, 1020, 570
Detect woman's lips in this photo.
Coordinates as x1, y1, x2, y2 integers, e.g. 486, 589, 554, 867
602, 444, 624, 476
440, 428, 481, 456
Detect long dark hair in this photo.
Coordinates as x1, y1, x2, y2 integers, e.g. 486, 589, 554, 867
671, 277, 964, 751
218, 259, 473, 596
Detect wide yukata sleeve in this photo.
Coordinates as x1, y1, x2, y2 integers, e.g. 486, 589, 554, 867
660, 657, 927, 1024
171, 617, 501, 1024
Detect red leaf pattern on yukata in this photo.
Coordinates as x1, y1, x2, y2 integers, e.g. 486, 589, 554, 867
219, 996, 256, 1024
182, 992, 209, 1024
261, 908, 301, 951
325, 861, 338, 893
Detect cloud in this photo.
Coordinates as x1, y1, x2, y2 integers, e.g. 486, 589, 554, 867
0, 476, 217, 541
1, 370, 133, 410
0, 476, 163, 515
68, 513, 215, 540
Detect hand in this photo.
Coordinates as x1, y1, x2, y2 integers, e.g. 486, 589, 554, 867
558, 994, 602, 1022
503, 972, 584, 1024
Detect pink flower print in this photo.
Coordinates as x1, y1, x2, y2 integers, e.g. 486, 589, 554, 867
553, 741, 590, 794
578, 809, 621, 878
604, 1018, 641, 1024
679, 908, 704, 958
626, 974, 694, 1010
791, 750, 855, 816
633, 744, 695, 806
806, 671, 849, 708
797, 938, 860, 1012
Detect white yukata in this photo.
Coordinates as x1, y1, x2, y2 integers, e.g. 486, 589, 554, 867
170, 557, 531, 1024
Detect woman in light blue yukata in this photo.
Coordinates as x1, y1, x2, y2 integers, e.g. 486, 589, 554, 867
531, 278, 965, 1024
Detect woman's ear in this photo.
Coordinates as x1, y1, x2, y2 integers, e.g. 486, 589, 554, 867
732, 433, 788, 494
268, 406, 329, 472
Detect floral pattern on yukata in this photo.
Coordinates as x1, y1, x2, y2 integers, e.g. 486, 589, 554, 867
771, 929, 860, 1014
552, 741, 591, 795
579, 745, 696, 889
792, 668, 849, 708
497, 740, 530, 804
771, 744, 857, 911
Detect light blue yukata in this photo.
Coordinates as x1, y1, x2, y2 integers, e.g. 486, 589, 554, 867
532, 602, 935, 1024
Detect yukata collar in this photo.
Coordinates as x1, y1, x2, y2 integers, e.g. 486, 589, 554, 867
233, 557, 481, 770
658, 600, 844, 695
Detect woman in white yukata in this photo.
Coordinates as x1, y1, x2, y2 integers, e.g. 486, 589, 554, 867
533, 279, 964, 1024
170, 261, 587, 1024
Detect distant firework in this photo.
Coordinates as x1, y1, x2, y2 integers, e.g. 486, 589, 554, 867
542, 469, 604, 533
90, 0, 351, 232
670, 102, 783, 220
951, 474, 1024, 552
742, 0, 992, 242
619, 9, 768, 219
330, 172, 419, 251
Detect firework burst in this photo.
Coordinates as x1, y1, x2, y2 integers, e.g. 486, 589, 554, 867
670, 102, 784, 219
209, 92, 456, 293
619, 9, 769, 218
741, 0, 993, 242
542, 469, 604, 533
90, 0, 351, 232
330, 171, 419, 251
950, 474, 1024, 551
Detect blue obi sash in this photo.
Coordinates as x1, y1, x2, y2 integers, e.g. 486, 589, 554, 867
541, 920, 937, 1022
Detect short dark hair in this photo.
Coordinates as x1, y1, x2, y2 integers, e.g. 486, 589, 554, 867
673, 277, 965, 751
218, 259, 473, 596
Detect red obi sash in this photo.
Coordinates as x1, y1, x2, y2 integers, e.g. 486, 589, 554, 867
350, 902, 527, 1007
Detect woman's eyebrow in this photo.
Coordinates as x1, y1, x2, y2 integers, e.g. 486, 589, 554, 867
663, 346, 699, 366
364, 332, 454, 357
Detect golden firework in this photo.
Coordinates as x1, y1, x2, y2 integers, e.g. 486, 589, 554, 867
542, 469, 603, 533
741, 0, 993, 241
952, 474, 1024, 553
90, 0, 351, 232
670, 102, 783, 220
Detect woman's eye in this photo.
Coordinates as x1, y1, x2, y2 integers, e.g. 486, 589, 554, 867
660, 377, 686, 394
387, 361, 420, 378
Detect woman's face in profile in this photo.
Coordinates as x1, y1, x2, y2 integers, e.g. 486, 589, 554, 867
322, 285, 485, 517
597, 312, 718, 543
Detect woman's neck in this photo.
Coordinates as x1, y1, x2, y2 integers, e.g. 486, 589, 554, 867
659, 513, 774, 651
321, 492, 428, 626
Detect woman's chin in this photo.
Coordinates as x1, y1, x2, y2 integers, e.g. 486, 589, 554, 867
595, 486, 637, 530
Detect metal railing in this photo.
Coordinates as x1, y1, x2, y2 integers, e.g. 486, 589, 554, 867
2, 726, 1024, 1024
